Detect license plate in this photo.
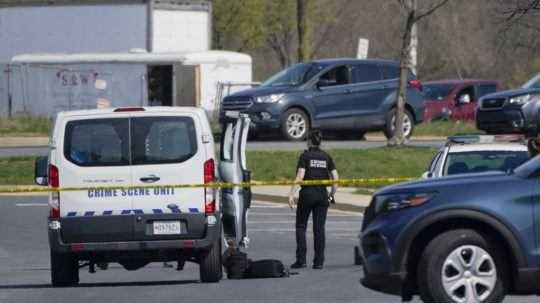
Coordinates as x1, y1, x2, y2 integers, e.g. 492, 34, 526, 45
153, 221, 182, 235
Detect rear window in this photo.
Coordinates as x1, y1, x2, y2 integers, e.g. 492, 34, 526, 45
64, 116, 197, 167
64, 118, 130, 167
443, 150, 529, 176
380, 65, 400, 79
131, 117, 197, 165
476, 84, 497, 98
352, 64, 382, 83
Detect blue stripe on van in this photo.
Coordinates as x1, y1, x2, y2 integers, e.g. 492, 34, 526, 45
64, 208, 201, 217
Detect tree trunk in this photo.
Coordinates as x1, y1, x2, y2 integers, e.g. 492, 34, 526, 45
389, 2, 415, 147
297, 0, 311, 62
410, 16, 418, 74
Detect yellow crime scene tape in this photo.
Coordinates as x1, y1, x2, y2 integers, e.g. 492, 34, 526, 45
0, 177, 414, 194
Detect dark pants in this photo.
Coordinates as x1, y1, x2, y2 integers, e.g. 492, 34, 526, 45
295, 196, 329, 266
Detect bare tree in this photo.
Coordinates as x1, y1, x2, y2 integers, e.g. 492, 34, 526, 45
297, 0, 312, 62
389, 0, 450, 147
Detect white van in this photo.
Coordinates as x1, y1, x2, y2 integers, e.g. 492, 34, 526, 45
34, 107, 251, 286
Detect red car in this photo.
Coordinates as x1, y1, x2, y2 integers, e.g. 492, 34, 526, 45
423, 80, 503, 121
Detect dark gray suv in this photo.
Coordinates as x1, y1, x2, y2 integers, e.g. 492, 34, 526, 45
221, 58, 425, 141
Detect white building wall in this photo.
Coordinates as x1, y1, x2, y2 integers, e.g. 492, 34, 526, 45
0, 5, 148, 62
152, 9, 210, 52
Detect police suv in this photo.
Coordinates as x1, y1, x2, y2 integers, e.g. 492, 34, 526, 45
34, 107, 252, 286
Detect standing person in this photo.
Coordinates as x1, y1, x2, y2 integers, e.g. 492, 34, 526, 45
288, 129, 339, 270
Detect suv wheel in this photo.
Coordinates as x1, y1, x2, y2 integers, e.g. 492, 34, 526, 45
199, 237, 222, 283
418, 229, 506, 303
384, 108, 414, 140
281, 109, 309, 141
50, 251, 79, 287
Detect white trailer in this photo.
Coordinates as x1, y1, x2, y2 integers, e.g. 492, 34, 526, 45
0, 0, 211, 62
10, 50, 252, 120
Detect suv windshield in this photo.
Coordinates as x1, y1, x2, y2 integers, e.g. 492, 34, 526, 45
443, 150, 529, 176
522, 73, 540, 89
261, 63, 323, 87
424, 84, 454, 101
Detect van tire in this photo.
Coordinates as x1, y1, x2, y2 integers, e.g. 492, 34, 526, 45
281, 108, 310, 141
50, 251, 79, 287
384, 108, 414, 140
199, 237, 222, 283
417, 229, 507, 303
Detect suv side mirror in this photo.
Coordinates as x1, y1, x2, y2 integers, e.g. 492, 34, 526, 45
421, 171, 433, 179
34, 156, 48, 186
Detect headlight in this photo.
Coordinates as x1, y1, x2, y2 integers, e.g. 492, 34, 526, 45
509, 94, 531, 105
255, 94, 284, 103
373, 192, 436, 214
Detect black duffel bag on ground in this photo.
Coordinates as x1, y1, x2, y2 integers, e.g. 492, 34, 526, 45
223, 250, 249, 279
245, 259, 290, 279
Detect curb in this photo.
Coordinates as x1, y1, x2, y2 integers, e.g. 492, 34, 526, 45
253, 193, 366, 213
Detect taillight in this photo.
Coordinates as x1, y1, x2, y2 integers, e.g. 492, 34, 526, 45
48, 164, 60, 219
48, 164, 59, 188
409, 79, 423, 91
204, 159, 216, 214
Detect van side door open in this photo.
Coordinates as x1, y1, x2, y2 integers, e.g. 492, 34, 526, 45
219, 112, 251, 247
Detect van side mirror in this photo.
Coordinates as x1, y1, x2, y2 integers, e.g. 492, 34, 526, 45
34, 156, 49, 186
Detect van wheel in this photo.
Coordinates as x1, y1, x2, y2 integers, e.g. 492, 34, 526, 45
384, 108, 414, 140
199, 237, 222, 283
281, 109, 309, 141
50, 251, 79, 287
417, 229, 507, 303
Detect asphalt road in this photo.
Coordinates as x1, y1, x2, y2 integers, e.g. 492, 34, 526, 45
0, 139, 445, 158
0, 196, 535, 303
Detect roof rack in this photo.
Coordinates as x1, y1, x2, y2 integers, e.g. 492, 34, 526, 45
446, 134, 525, 146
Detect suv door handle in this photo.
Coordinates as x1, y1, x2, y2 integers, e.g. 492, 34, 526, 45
140, 175, 160, 183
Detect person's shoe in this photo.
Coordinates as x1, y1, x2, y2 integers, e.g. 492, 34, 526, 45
313, 264, 323, 270
290, 261, 307, 269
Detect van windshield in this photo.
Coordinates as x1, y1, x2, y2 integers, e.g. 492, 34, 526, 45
261, 63, 323, 87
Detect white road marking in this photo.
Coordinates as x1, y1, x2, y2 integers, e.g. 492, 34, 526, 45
248, 221, 360, 224
248, 228, 360, 232
249, 212, 361, 217
15, 203, 48, 207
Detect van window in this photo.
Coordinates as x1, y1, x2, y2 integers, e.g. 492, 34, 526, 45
64, 118, 130, 166
352, 64, 382, 83
319, 65, 350, 86
131, 117, 198, 165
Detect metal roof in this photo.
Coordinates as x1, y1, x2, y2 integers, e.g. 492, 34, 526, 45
12, 50, 252, 64
0, 0, 210, 10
